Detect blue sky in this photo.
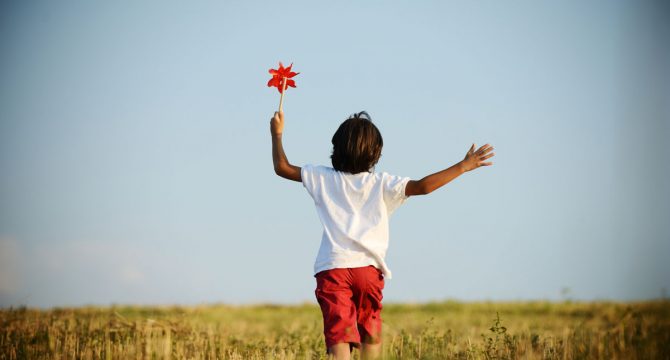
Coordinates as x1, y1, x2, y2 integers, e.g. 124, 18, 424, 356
1, 0, 668, 308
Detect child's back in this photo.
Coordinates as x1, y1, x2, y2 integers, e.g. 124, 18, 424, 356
301, 164, 410, 279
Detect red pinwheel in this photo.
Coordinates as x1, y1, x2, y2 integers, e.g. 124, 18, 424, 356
268, 61, 299, 111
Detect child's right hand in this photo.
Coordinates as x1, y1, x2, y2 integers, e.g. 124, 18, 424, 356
461, 143, 494, 172
270, 111, 284, 137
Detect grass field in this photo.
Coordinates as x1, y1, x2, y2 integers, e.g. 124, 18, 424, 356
1, 300, 669, 359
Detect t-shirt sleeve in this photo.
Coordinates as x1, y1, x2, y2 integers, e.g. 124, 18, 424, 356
382, 172, 411, 214
301, 164, 322, 201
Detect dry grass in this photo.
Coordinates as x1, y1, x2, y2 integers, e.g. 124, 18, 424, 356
1, 300, 669, 359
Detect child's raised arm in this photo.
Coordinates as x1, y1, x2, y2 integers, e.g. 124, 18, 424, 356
405, 143, 494, 196
270, 111, 302, 182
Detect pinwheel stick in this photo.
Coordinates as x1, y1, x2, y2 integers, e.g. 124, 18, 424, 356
278, 77, 287, 112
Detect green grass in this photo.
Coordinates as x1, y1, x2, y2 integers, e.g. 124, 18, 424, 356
1, 301, 669, 359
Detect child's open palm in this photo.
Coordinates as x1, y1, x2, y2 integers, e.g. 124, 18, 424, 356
462, 143, 495, 172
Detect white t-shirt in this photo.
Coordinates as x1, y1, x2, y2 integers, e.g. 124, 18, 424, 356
301, 164, 411, 279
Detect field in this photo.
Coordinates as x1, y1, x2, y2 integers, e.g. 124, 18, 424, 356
1, 301, 669, 359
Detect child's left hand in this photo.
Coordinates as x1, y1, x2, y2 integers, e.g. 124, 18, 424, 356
270, 111, 284, 136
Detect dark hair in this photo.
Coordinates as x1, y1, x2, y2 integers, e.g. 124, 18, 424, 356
330, 111, 383, 174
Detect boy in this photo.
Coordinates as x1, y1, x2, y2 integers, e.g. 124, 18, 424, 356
270, 110, 494, 359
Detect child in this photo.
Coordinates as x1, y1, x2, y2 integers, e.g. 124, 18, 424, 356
270, 110, 494, 360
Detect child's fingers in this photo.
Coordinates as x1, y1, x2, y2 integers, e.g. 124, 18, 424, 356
272, 112, 283, 124
480, 152, 495, 160
479, 161, 493, 166
477, 144, 492, 154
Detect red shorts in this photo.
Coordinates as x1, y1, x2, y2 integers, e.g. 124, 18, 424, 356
314, 265, 385, 349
